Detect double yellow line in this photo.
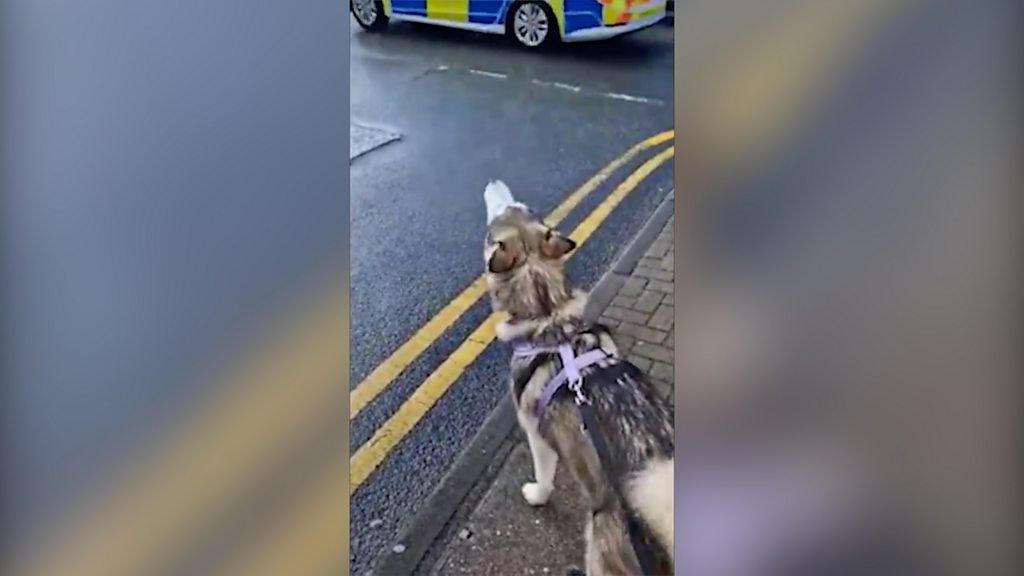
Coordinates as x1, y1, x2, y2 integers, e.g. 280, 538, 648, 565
349, 129, 674, 420
17, 274, 348, 576
349, 134, 676, 493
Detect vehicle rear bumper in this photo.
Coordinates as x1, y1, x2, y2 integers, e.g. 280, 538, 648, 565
563, 11, 666, 42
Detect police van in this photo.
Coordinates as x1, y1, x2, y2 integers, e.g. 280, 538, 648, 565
351, 0, 667, 49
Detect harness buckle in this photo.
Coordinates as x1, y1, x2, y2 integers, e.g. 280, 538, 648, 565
568, 376, 590, 406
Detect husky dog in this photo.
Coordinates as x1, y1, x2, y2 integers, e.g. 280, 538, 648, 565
483, 181, 674, 575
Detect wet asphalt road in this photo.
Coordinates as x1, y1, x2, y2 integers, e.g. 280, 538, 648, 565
349, 17, 675, 574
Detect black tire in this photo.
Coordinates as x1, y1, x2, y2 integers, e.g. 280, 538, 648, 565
505, 1, 560, 49
351, 0, 388, 32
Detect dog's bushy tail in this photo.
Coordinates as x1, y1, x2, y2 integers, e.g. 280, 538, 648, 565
626, 458, 674, 558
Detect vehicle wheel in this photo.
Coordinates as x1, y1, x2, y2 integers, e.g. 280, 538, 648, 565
352, 0, 388, 32
507, 1, 559, 49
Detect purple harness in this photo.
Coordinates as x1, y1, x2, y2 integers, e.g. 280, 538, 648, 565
513, 341, 609, 414
513, 338, 663, 573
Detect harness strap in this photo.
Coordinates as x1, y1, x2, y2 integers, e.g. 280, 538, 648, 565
579, 402, 663, 575
512, 342, 609, 414
514, 339, 662, 574
558, 344, 582, 387
539, 346, 607, 412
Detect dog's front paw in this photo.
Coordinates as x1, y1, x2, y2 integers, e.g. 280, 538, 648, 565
522, 482, 552, 506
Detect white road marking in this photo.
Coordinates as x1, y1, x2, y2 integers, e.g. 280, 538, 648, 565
529, 78, 661, 105
453, 69, 663, 106
469, 69, 508, 79
603, 92, 665, 105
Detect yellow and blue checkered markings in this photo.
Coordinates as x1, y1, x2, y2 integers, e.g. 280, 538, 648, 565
388, 0, 607, 35
390, 0, 506, 23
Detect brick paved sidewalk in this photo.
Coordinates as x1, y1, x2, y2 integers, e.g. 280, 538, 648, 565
423, 217, 675, 576
597, 218, 675, 402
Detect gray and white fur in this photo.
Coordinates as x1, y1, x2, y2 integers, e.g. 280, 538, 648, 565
483, 181, 675, 575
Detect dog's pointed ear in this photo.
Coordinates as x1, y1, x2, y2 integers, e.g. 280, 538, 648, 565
484, 180, 520, 224
540, 229, 576, 260
486, 241, 517, 273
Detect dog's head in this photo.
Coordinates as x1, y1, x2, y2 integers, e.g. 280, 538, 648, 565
483, 180, 577, 274
483, 180, 580, 326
